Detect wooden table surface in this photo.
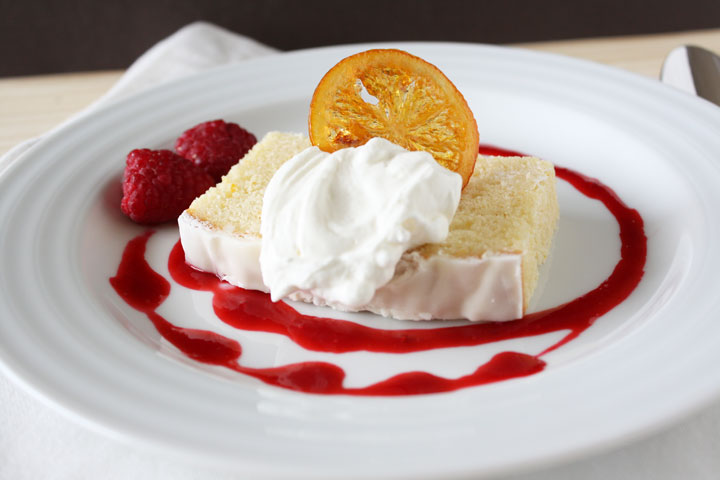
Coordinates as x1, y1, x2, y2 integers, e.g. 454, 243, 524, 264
2, 28, 720, 156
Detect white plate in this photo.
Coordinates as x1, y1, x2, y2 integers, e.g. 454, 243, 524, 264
2, 43, 720, 479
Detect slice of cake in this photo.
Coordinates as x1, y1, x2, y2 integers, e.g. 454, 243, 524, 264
179, 131, 558, 322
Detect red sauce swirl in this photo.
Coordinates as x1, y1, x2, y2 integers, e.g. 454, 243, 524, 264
110, 146, 646, 395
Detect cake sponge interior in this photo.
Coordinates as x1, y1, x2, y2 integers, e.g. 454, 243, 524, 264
187, 131, 311, 237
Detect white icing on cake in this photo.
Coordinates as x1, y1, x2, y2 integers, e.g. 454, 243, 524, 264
179, 211, 523, 321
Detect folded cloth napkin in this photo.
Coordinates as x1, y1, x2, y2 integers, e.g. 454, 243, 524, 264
2, 22, 720, 480
0, 21, 276, 175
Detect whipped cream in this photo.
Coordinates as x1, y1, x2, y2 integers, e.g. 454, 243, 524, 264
259, 137, 462, 308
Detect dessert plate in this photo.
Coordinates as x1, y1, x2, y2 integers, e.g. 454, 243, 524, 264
2, 42, 720, 479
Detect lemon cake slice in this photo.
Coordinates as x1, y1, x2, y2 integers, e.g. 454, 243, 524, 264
179, 131, 558, 322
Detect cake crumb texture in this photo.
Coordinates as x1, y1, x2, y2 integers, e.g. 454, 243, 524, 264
187, 131, 311, 236
415, 155, 558, 309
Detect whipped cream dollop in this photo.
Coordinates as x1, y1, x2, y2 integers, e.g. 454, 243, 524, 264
259, 137, 462, 308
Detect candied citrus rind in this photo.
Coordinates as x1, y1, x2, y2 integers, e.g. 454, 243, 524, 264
309, 49, 479, 188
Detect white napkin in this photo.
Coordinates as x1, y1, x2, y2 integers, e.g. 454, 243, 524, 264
0, 21, 275, 175
2, 22, 720, 480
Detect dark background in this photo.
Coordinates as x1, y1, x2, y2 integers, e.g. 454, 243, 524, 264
2, 0, 720, 77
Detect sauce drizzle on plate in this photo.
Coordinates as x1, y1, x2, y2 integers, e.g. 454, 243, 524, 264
110, 145, 647, 395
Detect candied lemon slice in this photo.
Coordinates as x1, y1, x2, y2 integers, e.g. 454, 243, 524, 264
309, 49, 479, 187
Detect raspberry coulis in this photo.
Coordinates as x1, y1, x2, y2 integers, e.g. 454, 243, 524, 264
110, 145, 647, 396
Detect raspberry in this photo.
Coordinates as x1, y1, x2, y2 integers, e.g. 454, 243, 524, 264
120, 149, 215, 224
175, 120, 257, 182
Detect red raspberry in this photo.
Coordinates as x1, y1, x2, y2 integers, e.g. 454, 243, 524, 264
175, 120, 257, 182
120, 149, 215, 224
